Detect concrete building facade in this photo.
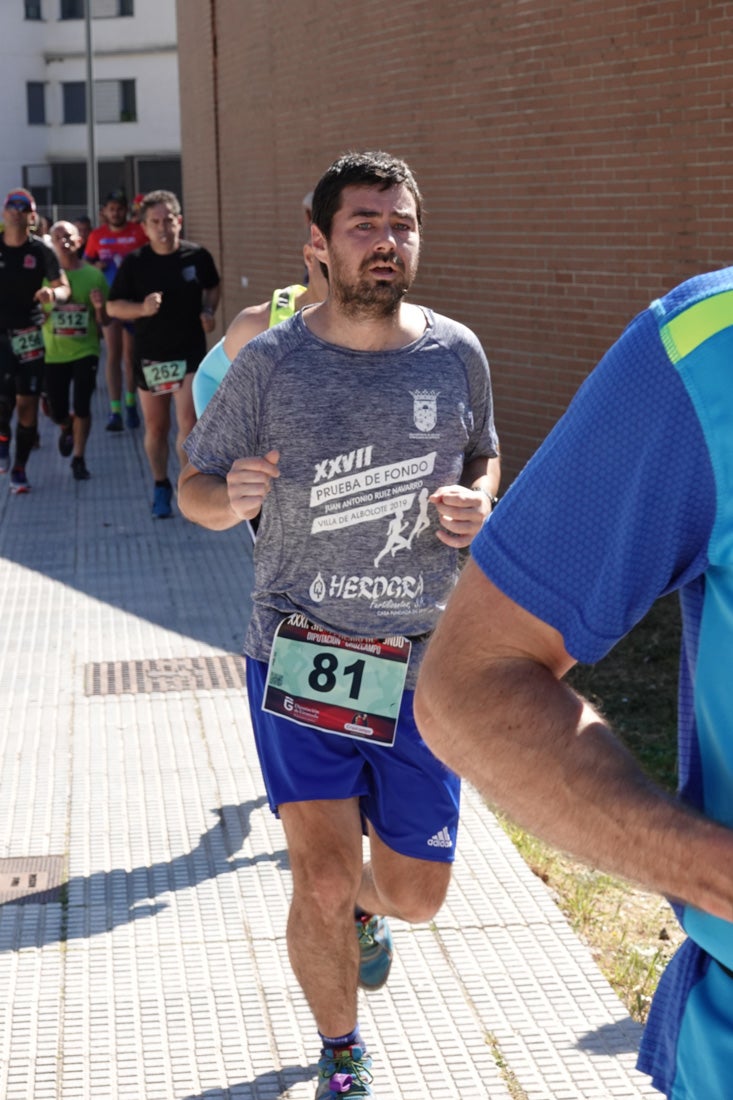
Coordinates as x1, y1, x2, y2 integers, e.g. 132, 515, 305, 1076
175, 1, 733, 480
2, 0, 181, 222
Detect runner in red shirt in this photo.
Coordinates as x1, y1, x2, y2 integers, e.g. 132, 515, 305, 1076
84, 190, 146, 431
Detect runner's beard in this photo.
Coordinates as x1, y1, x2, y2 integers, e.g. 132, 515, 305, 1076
330, 259, 412, 318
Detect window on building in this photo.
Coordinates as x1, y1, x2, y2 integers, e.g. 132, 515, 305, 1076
94, 0, 134, 15
95, 79, 136, 122
137, 158, 182, 197
98, 159, 127, 200
62, 82, 86, 124
51, 161, 87, 209
49, 159, 126, 217
60, 0, 133, 16
62, 79, 137, 124
27, 83, 46, 125
24, 0, 43, 18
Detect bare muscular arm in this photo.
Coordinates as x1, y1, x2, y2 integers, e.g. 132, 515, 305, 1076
178, 450, 280, 531
414, 558, 733, 922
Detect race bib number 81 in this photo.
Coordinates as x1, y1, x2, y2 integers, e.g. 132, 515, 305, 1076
263, 615, 411, 746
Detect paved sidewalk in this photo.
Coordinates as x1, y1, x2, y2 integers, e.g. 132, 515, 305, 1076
0, 383, 661, 1099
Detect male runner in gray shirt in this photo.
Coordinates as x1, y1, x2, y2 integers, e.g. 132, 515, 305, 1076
180, 151, 499, 1100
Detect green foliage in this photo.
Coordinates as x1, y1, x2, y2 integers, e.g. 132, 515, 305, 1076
566, 593, 681, 792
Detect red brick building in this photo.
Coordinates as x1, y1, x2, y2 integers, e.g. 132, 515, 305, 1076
176, 0, 733, 481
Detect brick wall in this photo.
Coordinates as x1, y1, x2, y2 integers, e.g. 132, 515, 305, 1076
176, 0, 733, 482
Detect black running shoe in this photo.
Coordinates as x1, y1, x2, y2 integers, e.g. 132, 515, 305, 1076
58, 420, 74, 457
71, 456, 91, 481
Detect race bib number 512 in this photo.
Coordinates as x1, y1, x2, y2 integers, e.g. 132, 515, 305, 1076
263, 616, 411, 746
51, 304, 89, 337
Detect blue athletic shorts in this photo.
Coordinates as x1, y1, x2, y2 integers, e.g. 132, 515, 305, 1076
245, 657, 461, 863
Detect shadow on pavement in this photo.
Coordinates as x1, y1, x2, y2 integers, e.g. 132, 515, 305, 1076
0, 798, 289, 950
180, 1062, 318, 1099
576, 1016, 644, 1054
0, 383, 254, 653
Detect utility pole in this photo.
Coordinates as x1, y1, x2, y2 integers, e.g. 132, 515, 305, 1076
84, 0, 98, 221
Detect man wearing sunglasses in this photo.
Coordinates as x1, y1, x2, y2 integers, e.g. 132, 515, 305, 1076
0, 189, 70, 493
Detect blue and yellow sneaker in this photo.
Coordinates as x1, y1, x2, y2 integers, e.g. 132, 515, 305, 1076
356, 915, 393, 990
315, 1044, 373, 1098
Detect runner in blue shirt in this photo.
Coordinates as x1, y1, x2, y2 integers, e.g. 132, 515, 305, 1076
416, 266, 733, 1100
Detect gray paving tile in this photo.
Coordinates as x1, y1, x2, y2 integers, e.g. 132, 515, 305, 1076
0, 377, 663, 1098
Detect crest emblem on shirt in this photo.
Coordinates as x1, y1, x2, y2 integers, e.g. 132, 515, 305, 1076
410, 390, 439, 433
23, 255, 37, 270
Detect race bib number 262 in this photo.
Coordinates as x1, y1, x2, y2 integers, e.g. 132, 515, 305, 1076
142, 358, 187, 395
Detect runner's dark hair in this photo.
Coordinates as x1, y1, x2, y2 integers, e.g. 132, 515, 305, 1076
311, 151, 423, 239
139, 190, 181, 219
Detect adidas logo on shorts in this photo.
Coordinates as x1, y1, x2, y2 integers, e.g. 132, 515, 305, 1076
427, 826, 452, 849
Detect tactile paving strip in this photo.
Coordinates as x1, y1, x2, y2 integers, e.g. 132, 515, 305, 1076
0, 378, 664, 1099
83, 655, 247, 696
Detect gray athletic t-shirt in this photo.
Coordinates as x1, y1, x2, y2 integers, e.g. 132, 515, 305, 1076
184, 307, 498, 686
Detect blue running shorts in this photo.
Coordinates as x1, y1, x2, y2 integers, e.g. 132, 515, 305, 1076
246, 657, 460, 863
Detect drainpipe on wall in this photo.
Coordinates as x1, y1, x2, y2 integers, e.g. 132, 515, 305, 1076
210, 0, 226, 323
